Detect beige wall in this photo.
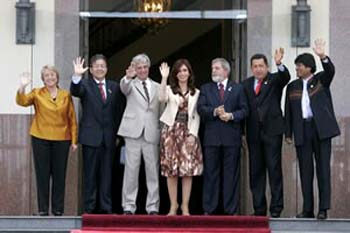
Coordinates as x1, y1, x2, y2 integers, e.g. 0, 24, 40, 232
0, 0, 55, 114
271, 0, 330, 78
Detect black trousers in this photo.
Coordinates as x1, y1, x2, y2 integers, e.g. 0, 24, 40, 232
82, 142, 114, 213
248, 130, 283, 215
203, 145, 241, 215
296, 120, 331, 212
31, 136, 70, 214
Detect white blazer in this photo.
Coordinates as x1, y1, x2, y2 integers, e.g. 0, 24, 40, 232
159, 85, 200, 137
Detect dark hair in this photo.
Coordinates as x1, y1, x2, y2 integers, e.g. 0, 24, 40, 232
250, 54, 269, 66
169, 59, 196, 96
90, 54, 107, 67
294, 53, 316, 73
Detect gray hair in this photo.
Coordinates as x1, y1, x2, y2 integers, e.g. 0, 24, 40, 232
212, 58, 231, 74
132, 53, 151, 67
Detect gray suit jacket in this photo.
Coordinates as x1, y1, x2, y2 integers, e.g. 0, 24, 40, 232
118, 76, 162, 144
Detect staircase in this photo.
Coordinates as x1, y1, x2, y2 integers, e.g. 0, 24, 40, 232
1, 216, 350, 233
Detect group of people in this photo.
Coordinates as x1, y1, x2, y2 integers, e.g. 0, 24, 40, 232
16, 39, 339, 220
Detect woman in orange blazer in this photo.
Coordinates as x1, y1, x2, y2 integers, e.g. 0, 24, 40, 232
159, 59, 203, 216
16, 65, 77, 216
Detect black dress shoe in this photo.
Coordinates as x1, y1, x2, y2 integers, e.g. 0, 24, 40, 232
123, 210, 133, 215
270, 212, 281, 218
149, 211, 158, 215
38, 211, 49, 216
296, 211, 315, 218
53, 211, 63, 216
317, 210, 328, 220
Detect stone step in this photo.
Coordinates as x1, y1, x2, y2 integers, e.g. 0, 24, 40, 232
270, 218, 350, 233
1, 216, 350, 233
0, 216, 81, 232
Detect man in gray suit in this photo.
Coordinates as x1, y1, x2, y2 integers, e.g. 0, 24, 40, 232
118, 53, 162, 215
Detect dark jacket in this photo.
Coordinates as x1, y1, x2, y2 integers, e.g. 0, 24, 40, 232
70, 77, 125, 147
285, 57, 340, 146
198, 80, 248, 146
242, 65, 290, 143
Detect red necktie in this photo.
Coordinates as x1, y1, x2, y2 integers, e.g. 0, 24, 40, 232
255, 80, 263, 95
219, 83, 224, 102
98, 82, 106, 102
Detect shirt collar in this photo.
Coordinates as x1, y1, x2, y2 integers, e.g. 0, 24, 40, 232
137, 77, 150, 84
217, 78, 228, 89
303, 75, 313, 84
93, 77, 106, 85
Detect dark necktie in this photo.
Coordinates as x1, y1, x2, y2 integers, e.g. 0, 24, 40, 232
255, 80, 263, 95
219, 83, 224, 102
142, 81, 150, 102
98, 82, 106, 102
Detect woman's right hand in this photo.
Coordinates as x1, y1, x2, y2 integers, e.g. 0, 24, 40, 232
73, 57, 89, 76
18, 72, 32, 93
159, 62, 170, 80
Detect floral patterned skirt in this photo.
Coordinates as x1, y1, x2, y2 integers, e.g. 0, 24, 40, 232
160, 121, 203, 177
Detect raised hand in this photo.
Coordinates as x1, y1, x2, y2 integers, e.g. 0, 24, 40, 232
19, 72, 32, 88
274, 47, 284, 65
125, 62, 136, 79
159, 62, 170, 80
313, 39, 326, 59
73, 57, 89, 76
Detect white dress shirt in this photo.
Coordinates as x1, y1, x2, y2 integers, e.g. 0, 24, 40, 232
217, 78, 228, 90
302, 75, 314, 119
72, 75, 107, 99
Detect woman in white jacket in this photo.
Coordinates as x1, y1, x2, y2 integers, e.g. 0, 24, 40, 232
159, 59, 203, 216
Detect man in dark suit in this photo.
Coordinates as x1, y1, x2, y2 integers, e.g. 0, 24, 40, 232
285, 39, 340, 219
242, 48, 290, 218
198, 58, 248, 215
70, 55, 124, 214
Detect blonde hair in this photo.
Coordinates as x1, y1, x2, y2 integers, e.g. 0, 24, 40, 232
40, 65, 60, 84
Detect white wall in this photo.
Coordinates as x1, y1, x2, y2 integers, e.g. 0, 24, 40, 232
271, 0, 330, 77
0, 0, 55, 114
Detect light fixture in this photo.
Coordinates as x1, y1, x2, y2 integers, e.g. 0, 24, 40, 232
133, 0, 171, 34
15, 0, 35, 44
291, 0, 311, 47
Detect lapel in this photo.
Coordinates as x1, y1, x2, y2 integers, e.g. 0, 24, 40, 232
247, 77, 256, 99
105, 80, 113, 105
149, 80, 157, 103
255, 75, 270, 104
211, 82, 221, 104
134, 79, 148, 103
187, 90, 196, 116
223, 80, 234, 104
89, 78, 104, 105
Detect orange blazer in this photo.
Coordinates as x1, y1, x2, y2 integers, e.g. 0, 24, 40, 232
16, 87, 78, 144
